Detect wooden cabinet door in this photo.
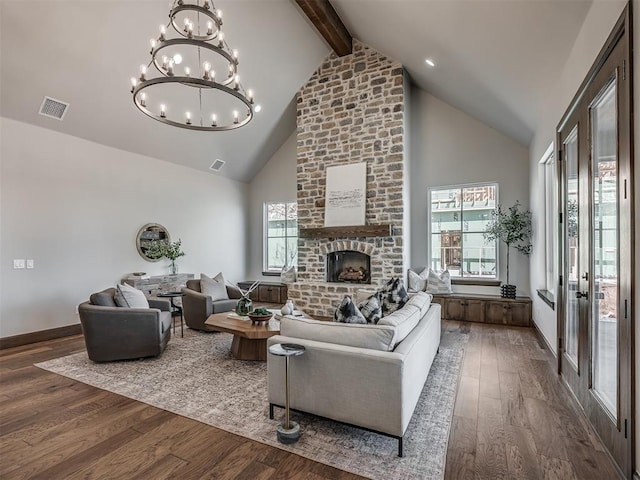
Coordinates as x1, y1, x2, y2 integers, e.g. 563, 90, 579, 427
485, 301, 507, 324
443, 298, 466, 321
258, 285, 281, 303
465, 300, 484, 323
507, 302, 531, 327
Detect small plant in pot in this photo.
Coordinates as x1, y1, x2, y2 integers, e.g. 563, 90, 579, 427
484, 201, 532, 299
145, 239, 185, 275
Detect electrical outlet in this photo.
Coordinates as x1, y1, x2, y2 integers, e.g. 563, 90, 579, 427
13, 259, 25, 269
26, 259, 34, 269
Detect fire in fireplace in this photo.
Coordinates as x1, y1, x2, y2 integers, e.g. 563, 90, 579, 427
326, 250, 371, 284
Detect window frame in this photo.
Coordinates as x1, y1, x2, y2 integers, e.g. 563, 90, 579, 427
541, 142, 558, 298
427, 182, 499, 280
263, 201, 298, 274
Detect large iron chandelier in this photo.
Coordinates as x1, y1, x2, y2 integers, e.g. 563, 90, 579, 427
130, 0, 257, 131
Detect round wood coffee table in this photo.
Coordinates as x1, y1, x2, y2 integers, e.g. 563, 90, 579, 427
204, 312, 280, 361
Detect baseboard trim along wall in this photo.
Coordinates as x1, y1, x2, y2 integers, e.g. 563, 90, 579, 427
532, 320, 557, 359
0, 324, 82, 350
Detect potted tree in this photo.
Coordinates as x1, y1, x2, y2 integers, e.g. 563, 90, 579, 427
484, 201, 532, 298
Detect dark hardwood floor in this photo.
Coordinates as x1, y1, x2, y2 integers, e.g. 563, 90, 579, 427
0, 320, 621, 479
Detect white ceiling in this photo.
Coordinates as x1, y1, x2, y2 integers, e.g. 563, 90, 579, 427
1, 0, 592, 182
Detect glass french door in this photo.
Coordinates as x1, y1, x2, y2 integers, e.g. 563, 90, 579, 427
557, 8, 632, 478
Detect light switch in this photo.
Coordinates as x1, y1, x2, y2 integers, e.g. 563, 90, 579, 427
13, 259, 25, 269
26, 259, 34, 269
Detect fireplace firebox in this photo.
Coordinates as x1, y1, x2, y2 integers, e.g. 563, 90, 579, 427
326, 251, 371, 284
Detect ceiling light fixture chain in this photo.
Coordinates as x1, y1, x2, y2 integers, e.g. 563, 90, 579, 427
130, 0, 257, 131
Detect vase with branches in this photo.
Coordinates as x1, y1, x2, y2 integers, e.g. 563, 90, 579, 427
483, 201, 532, 298
145, 239, 185, 274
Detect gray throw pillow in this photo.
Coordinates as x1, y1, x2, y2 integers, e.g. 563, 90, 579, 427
381, 277, 409, 315
114, 283, 149, 309
358, 292, 383, 324
334, 295, 367, 324
200, 272, 229, 301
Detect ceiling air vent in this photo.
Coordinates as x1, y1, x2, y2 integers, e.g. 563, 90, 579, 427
209, 159, 225, 172
38, 96, 69, 120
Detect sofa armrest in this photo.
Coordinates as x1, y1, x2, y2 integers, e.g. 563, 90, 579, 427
181, 287, 212, 329
148, 298, 171, 312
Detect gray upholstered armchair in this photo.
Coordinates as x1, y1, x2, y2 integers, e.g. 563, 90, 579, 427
78, 288, 172, 362
181, 279, 242, 331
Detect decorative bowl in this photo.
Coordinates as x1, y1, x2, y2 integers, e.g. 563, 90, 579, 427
247, 313, 273, 323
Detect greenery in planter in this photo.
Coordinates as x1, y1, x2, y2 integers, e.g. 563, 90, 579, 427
483, 201, 532, 286
145, 239, 185, 273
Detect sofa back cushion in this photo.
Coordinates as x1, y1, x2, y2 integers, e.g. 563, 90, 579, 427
186, 279, 201, 292
280, 317, 397, 352
377, 296, 427, 346
90, 288, 117, 307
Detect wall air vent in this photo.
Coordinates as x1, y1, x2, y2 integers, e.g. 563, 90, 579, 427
38, 96, 69, 120
209, 159, 225, 172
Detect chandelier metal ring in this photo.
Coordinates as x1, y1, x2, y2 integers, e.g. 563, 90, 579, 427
169, 4, 221, 41
151, 38, 237, 86
132, 76, 253, 131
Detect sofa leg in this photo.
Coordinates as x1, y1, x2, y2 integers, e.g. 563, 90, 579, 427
398, 436, 403, 457
269, 403, 274, 420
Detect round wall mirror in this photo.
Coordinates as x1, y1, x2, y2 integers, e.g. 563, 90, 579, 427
136, 223, 170, 262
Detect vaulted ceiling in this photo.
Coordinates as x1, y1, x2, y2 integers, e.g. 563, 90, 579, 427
0, 0, 592, 182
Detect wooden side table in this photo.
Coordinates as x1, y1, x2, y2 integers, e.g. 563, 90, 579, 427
268, 343, 305, 444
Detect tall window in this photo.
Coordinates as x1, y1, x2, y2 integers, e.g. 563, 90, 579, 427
264, 202, 298, 273
429, 183, 498, 279
541, 143, 557, 295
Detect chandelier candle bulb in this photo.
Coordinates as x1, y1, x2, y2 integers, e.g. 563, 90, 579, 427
185, 111, 191, 125
173, 54, 182, 65
159, 24, 166, 41
167, 59, 174, 75
140, 92, 146, 107
247, 90, 254, 102
233, 110, 239, 123
139, 65, 147, 81
207, 21, 213, 35
217, 9, 222, 19
184, 66, 191, 76
233, 49, 238, 59
218, 31, 224, 46
160, 104, 166, 118
162, 55, 168, 69
210, 70, 216, 81
150, 38, 156, 50
211, 113, 217, 126
130, 77, 137, 92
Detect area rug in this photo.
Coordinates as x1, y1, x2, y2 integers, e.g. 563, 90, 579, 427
36, 327, 468, 479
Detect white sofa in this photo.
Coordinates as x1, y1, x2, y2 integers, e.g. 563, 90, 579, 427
267, 292, 441, 456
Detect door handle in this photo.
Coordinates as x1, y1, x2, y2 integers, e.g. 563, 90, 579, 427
576, 291, 589, 300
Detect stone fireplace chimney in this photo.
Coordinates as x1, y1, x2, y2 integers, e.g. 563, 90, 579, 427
288, 40, 410, 317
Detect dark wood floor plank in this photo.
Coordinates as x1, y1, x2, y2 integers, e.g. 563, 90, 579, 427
0, 323, 621, 480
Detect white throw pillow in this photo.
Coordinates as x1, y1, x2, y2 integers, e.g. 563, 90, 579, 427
426, 269, 453, 294
200, 272, 229, 301
407, 267, 429, 292
114, 283, 149, 309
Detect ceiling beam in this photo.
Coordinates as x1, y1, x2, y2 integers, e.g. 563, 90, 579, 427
295, 0, 352, 57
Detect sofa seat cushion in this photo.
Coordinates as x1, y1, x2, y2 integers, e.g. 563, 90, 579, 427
280, 317, 397, 352
378, 302, 422, 347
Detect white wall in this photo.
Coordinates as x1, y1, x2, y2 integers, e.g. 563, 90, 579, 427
247, 131, 297, 281
409, 87, 530, 296
528, 0, 627, 354
0, 118, 248, 338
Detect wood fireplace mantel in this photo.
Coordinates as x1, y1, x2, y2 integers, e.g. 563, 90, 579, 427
299, 224, 392, 239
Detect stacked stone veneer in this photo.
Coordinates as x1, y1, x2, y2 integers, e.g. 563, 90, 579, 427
287, 41, 407, 318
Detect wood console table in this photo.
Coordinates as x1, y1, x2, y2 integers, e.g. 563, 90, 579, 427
238, 281, 288, 304
431, 293, 532, 327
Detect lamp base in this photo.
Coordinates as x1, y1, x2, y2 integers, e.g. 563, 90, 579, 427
276, 421, 301, 444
